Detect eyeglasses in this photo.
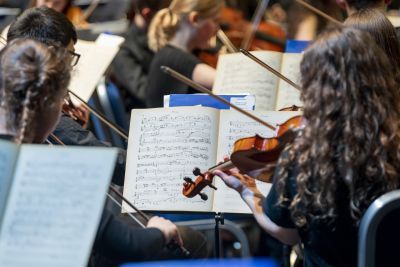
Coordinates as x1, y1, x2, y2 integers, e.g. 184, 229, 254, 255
68, 50, 81, 67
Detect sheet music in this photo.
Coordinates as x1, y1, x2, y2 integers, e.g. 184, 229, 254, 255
69, 34, 124, 102
123, 107, 220, 212
0, 145, 117, 267
275, 53, 303, 110
212, 111, 301, 213
0, 140, 18, 221
213, 51, 283, 111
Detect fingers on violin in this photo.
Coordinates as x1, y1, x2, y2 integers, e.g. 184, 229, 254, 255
223, 155, 230, 162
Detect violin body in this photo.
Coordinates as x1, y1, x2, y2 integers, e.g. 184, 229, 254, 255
182, 114, 303, 199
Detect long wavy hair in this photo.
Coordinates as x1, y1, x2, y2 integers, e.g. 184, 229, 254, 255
276, 27, 400, 228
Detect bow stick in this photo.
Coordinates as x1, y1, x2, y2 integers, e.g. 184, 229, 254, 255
295, 0, 343, 26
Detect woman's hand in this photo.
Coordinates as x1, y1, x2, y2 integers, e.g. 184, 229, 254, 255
147, 216, 183, 247
213, 169, 259, 196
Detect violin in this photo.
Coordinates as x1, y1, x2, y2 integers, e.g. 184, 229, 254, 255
198, 4, 286, 68
62, 96, 89, 128
182, 113, 303, 200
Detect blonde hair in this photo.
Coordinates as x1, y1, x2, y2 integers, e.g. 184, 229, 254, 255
148, 0, 224, 52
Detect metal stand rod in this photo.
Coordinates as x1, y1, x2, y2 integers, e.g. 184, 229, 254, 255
215, 212, 224, 258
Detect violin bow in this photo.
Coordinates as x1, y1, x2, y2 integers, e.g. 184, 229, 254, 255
240, 49, 301, 91
295, 0, 343, 26
217, 29, 238, 53
48, 133, 190, 256
241, 0, 270, 50
68, 90, 129, 140
161, 66, 276, 131
82, 0, 101, 21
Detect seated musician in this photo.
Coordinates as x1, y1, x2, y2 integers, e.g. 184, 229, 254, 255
214, 27, 400, 266
145, 0, 223, 108
111, 0, 171, 111
6, 7, 207, 265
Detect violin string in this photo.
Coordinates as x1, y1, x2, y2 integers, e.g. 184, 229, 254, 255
106, 193, 146, 228
161, 66, 277, 131
68, 90, 129, 141
295, 0, 342, 26
240, 49, 301, 91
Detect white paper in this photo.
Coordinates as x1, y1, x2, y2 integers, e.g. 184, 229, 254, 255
0, 145, 117, 267
213, 51, 283, 111
123, 107, 220, 212
0, 140, 18, 221
69, 34, 124, 102
212, 111, 302, 213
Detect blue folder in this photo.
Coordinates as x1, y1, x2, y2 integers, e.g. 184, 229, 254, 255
285, 40, 310, 53
165, 94, 255, 110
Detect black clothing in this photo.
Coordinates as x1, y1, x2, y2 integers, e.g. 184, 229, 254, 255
91, 208, 165, 265
146, 45, 201, 108
52, 114, 126, 186
111, 25, 154, 110
264, 162, 400, 267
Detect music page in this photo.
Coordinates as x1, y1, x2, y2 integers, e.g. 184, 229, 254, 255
274, 53, 303, 110
0, 140, 18, 221
69, 34, 124, 102
212, 111, 301, 213
123, 107, 220, 212
0, 145, 117, 267
213, 51, 283, 111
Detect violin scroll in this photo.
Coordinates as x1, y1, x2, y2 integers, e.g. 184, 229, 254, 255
182, 167, 218, 201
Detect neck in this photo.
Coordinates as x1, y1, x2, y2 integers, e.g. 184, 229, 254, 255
169, 23, 195, 52
134, 14, 148, 30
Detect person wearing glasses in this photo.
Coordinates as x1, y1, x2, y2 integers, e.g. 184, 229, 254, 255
6, 6, 207, 266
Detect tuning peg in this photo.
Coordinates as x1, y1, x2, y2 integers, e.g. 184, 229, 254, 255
193, 167, 202, 176
183, 177, 194, 184
209, 184, 217, 190
199, 192, 208, 201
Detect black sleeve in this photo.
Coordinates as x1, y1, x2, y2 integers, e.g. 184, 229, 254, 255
146, 46, 201, 108
51, 115, 126, 186
263, 165, 296, 229
111, 44, 149, 106
93, 208, 165, 263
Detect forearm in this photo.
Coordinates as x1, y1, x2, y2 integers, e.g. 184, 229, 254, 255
241, 189, 300, 245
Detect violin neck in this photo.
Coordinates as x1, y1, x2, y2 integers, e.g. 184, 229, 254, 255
209, 160, 235, 172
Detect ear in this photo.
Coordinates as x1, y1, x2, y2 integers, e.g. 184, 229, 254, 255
335, 0, 347, 10
188, 11, 200, 26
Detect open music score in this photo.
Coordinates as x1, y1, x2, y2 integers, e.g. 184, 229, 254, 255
213, 51, 303, 111
123, 106, 301, 214
69, 33, 124, 103
0, 140, 117, 267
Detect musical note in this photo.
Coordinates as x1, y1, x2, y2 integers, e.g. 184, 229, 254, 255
123, 107, 220, 212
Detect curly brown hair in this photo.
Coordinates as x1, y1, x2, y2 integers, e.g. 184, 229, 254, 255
276, 27, 400, 228
0, 39, 72, 144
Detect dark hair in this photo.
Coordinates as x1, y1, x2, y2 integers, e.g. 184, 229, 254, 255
277, 27, 400, 228
136, 0, 171, 11
344, 8, 400, 84
0, 39, 72, 143
7, 6, 77, 48
346, 0, 384, 9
